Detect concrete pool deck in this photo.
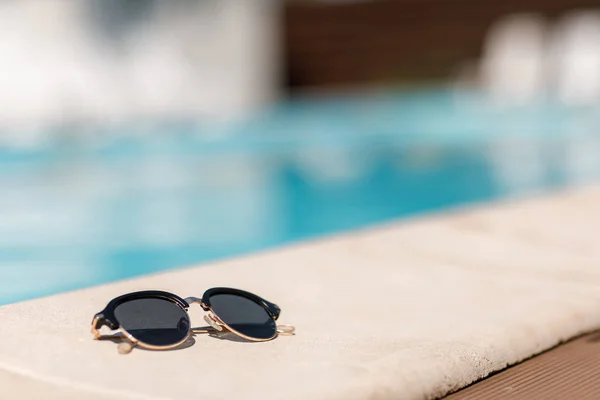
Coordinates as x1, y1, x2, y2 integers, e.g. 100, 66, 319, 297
1, 183, 600, 400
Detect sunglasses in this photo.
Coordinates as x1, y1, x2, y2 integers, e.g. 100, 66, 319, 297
91, 287, 295, 353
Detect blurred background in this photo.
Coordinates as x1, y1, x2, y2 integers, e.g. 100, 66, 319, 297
1, 0, 600, 304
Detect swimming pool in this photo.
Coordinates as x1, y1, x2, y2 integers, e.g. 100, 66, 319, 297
1, 87, 599, 305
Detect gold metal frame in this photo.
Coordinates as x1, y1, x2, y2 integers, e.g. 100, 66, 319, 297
91, 296, 295, 354
91, 315, 194, 354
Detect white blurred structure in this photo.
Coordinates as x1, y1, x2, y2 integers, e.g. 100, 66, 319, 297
479, 9, 600, 108
479, 13, 549, 106
479, 9, 600, 194
0, 0, 281, 145
548, 10, 600, 107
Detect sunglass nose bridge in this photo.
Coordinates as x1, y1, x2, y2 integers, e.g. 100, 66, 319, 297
184, 297, 209, 310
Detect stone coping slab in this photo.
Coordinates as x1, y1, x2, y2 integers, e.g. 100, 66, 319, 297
1, 184, 600, 400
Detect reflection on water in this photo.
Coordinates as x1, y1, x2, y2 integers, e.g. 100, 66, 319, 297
1, 89, 600, 305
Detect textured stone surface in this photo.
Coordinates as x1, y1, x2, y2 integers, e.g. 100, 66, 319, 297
1, 184, 599, 400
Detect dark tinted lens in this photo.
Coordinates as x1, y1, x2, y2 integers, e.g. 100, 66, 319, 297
209, 294, 276, 340
114, 297, 190, 347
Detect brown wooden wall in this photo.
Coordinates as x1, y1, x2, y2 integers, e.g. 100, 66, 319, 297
284, 0, 600, 89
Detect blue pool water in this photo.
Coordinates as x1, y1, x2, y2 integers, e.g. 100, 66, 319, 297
1, 88, 600, 305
